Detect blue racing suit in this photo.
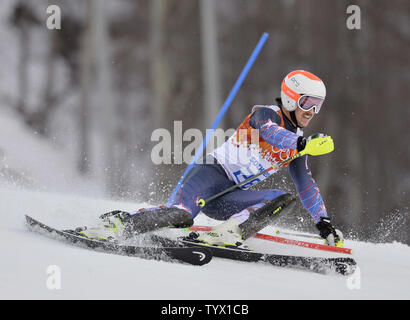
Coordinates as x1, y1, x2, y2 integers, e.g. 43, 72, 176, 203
140, 105, 329, 225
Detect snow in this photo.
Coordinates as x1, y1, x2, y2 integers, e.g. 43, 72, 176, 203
1, 186, 409, 300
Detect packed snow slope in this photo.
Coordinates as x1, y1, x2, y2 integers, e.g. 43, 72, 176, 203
1, 186, 409, 300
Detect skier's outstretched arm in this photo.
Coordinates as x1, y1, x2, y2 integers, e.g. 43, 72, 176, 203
288, 155, 327, 223
288, 156, 343, 247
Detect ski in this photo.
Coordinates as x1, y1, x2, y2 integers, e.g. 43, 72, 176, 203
25, 215, 212, 266
187, 225, 353, 255
149, 234, 357, 276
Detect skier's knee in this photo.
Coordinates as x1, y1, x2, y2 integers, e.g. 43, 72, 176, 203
253, 193, 295, 220
272, 193, 297, 209
238, 193, 296, 240
171, 208, 194, 228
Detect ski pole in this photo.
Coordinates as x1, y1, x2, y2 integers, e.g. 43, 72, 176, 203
167, 32, 269, 206
197, 135, 334, 208
273, 229, 322, 240
196, 152, 301, 208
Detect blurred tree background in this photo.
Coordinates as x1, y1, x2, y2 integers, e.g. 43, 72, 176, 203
2, 0, 409, 244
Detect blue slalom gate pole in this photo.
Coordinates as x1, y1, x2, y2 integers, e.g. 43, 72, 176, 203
167, 32, 269, 206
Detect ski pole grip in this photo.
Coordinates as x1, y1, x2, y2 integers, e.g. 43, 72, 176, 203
198, 199, 206, 208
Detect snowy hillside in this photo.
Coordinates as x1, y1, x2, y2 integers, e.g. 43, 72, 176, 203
1, 186, 409, 300
0, 106, 105, 196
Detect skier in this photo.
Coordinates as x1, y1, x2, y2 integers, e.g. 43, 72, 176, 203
75, 70, 343, 248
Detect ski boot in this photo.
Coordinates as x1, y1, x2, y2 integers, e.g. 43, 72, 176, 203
64, 210, 130, 242
65, 207, 194, 241
196, 217, 244, 248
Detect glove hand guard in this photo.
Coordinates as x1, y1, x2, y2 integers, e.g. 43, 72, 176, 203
297, 133, 334, 156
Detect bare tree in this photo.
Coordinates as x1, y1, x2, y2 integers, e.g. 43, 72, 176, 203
90, 0, 116, 195
150, 0, 170, 130
10, 2, 39, 117
200, 0, 222, 130
78, 0, 93, 175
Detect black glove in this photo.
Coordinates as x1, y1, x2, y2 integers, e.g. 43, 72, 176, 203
316, 217, 336, 239
316, 217, 344, 247
296, 136, 306, 152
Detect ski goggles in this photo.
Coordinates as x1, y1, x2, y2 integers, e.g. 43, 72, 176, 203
297, 95, 324, 114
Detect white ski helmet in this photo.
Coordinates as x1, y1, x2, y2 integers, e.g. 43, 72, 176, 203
280, 70, 326, 113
